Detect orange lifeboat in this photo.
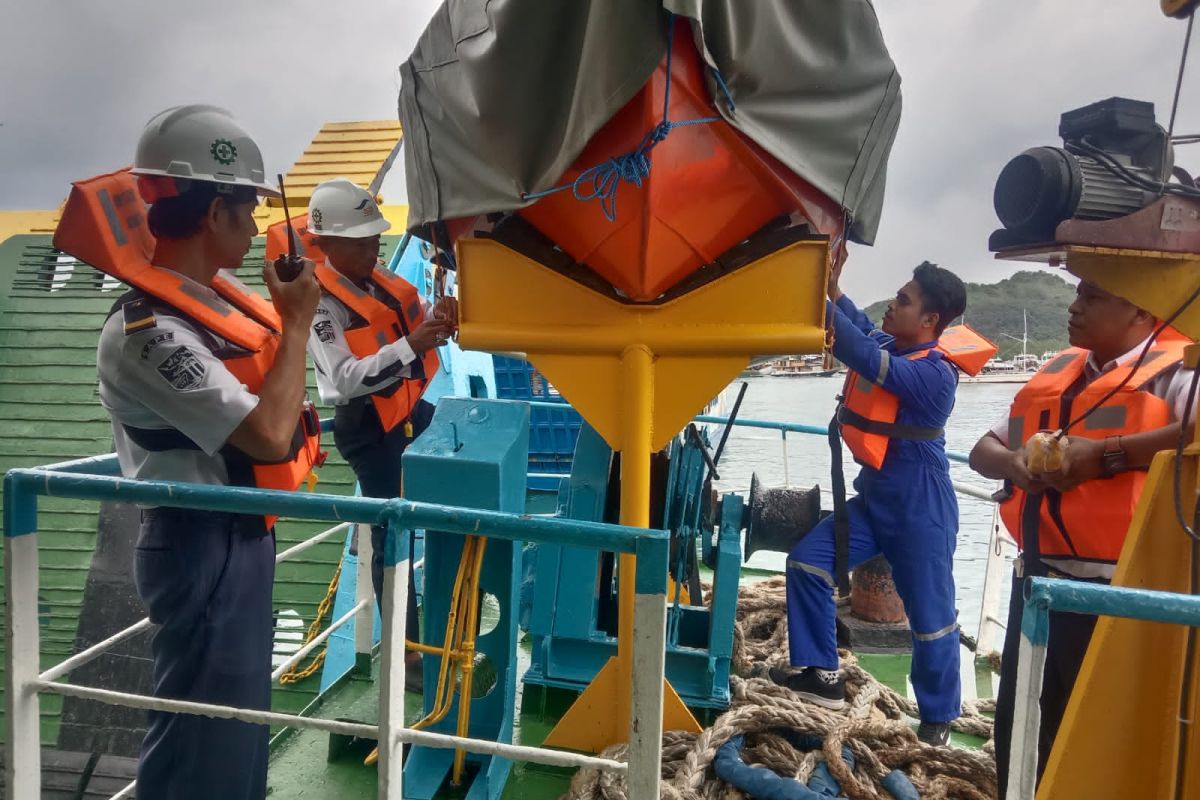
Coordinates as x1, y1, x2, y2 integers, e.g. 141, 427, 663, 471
505, 23, 845, 302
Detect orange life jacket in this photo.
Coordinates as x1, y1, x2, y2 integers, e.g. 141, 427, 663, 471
312, 262, 439, 433
837, 324, 998, 469
266, 216, 440, 432
265, 214, 324, 266
998, 334, 1190, 565
52, 168, 324, 523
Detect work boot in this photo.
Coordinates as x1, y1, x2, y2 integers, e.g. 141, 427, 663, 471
917, 721, 951, 746
768, 666, 846, 710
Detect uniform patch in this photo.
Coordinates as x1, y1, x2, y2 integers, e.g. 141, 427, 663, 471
314, 320, 336, 343
123, 298, 157, 335
157, 346, 207, 391
140, 331, 176, 360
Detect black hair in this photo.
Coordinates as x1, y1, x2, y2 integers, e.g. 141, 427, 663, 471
147, 182, 257, 240
912, 261, 967, 336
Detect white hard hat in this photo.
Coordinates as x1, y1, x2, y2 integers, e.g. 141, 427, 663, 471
132, 104, 280, 198
307, 178, 391, 238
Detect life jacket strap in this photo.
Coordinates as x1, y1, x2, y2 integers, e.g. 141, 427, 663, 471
123, 414, 311, 468
836, 405, 944, 441
827, 413, 852, 597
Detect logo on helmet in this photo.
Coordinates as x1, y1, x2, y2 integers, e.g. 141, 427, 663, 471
210, 139, 238, 166
310, 209, 323, 230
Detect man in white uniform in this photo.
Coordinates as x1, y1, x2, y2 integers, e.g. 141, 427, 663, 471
95, 105, 320, 800
303, 178, 456, 705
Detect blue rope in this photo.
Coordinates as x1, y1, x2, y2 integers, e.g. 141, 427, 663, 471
522, 13, 734, 224
711, 68, 736, 113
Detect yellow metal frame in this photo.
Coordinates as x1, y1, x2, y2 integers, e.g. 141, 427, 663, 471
458, 238, 829, 452
456, 238, 829, 752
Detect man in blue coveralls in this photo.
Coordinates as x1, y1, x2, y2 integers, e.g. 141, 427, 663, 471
771, 260, 968, 747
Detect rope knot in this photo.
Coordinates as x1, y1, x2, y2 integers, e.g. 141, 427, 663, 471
571, 142, 654, 223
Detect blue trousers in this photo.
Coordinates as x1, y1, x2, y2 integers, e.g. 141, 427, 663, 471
786, 487, 962, 722
133, 509, 274, 800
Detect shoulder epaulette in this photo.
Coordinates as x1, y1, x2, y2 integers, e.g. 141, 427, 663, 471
123, 297, 157, 335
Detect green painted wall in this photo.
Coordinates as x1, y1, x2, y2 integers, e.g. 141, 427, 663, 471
0, 234, 400, 744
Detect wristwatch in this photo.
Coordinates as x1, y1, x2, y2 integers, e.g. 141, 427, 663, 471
1100, 435, 1128, 478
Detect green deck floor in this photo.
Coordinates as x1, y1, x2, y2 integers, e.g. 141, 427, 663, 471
266, 648, 994, 797
265, 647, 579, 798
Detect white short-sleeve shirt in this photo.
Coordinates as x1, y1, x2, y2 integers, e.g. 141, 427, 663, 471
97, 277, 259, 487
306, 263, 426, 406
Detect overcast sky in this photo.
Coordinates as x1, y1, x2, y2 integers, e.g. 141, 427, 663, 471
1, 1, 1196, 305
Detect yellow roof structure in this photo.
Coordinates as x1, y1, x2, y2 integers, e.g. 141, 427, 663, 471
0, 205, 412, 247
264, 120, 404, 209
0, 120, 408, 246
0, 209, 61, 240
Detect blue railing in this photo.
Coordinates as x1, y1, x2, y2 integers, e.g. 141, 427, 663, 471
3, 470, 653, 554
1007, 577, 1200, 798
524, 400, 974, 465
2, 454, 669, 799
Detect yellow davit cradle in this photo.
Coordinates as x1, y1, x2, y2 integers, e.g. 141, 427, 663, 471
455, 237, 829, 753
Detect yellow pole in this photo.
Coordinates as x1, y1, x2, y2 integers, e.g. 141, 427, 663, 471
452, 537, 488, 785
615, 345, 654, 735
411, 536, 475, 731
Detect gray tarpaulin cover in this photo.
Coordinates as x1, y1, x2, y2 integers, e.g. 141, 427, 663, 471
399, 0, 900, 245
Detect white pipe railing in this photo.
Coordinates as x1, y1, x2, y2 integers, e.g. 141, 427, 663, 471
275, 520, 352, 563
270, 599, 370, 682
781, 429, 791, 487
3, 474, 657, 800
8, 419, 1015, 800
38, 618, 154, 684
32, 680, 626, 774
34, 521, 358, 687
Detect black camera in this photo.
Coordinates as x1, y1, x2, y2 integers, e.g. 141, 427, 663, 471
989, 98, 1177, 250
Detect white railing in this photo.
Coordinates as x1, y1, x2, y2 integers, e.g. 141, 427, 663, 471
4, 461, 667, 799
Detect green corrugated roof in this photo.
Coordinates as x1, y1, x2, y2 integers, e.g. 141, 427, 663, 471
0, 234, 398, 742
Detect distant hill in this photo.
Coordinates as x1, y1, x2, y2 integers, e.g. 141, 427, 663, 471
862, 270, 1076, 359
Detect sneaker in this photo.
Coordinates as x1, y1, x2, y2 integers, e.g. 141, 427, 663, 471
768, 666, 846, 710
917, 721, 951, 746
